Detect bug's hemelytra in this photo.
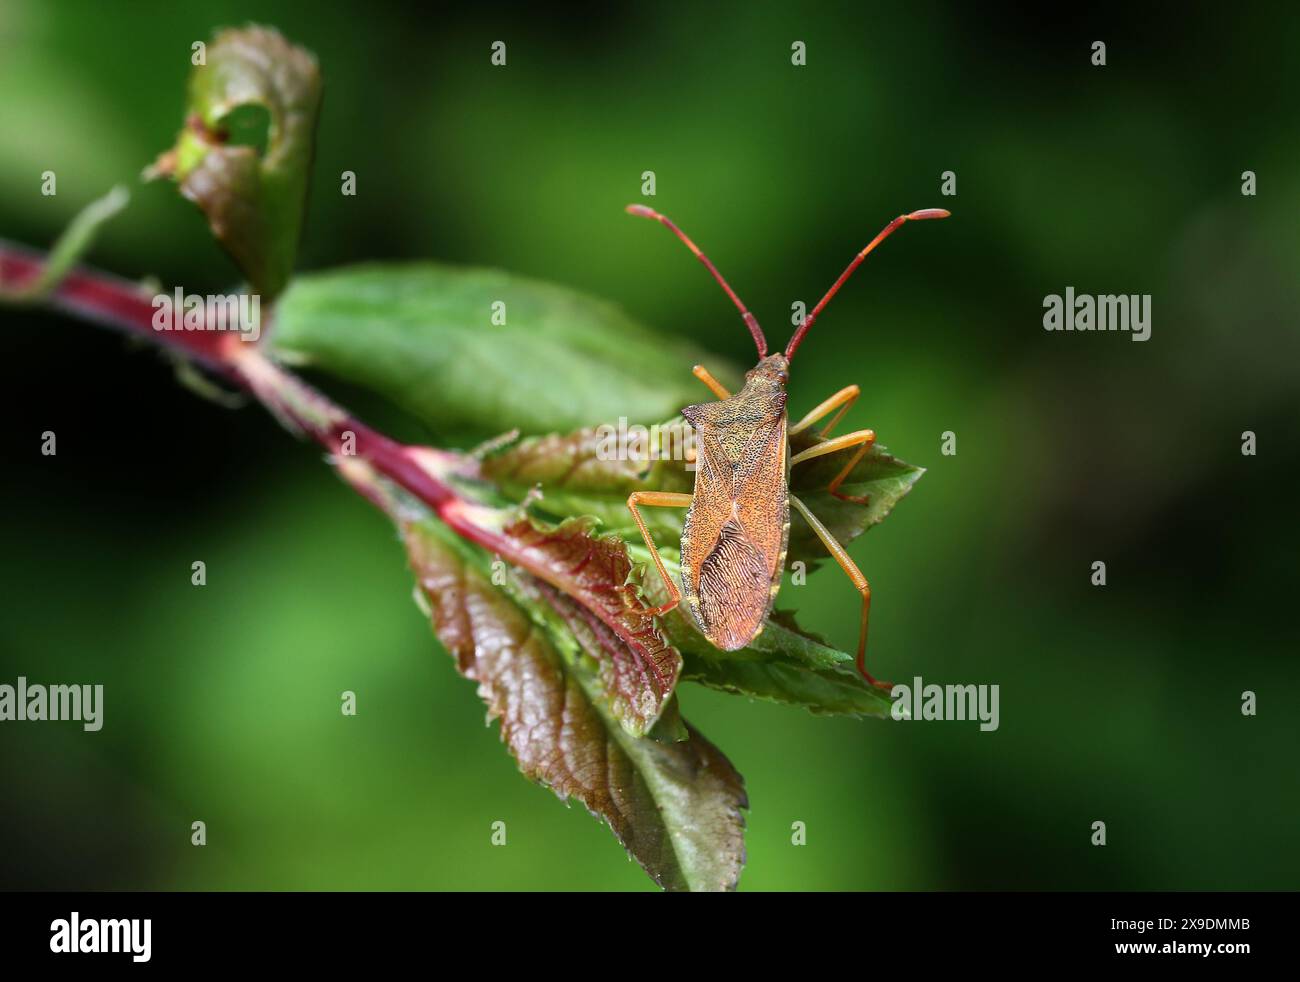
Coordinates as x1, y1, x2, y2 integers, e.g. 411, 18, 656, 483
624, 203, 949, 689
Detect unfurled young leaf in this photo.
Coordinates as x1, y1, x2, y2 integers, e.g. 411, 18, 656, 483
268, 263, 740, 437
402, 514, 746, 892
148, 26, 321, 299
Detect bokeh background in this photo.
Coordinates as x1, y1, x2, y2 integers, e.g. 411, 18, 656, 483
1, 1, 1297, 890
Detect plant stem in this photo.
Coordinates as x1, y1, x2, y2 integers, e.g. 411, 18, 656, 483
1, 240, 464, 513
1, 240, 234, 369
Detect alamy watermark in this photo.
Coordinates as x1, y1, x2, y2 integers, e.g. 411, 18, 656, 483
890, 675, 999, 732
595, 417, 697, 470
152, 288, 261, 342
0, 677, 103, 731
50, 912, 150, 962
1043, 288, 1151, 341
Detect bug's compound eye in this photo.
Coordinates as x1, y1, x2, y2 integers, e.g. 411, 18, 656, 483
776, 370, 789, 384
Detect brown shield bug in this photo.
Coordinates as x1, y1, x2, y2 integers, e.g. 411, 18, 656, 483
623, 203, 949, 689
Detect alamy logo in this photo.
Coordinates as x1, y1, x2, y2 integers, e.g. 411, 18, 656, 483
50, 912, 150, 962
152, 288, 261, 342
0, 677, 102, 731
594, 417, 697, 470
890, 676, 1000, 732
1043, 287, 1151, 341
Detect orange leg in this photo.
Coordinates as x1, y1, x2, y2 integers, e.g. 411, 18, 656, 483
789, 383, 859, 437
789, 428, 877, 505
692, 364, 732, 400
625, 491, 693, 615
789, 494, 887, 690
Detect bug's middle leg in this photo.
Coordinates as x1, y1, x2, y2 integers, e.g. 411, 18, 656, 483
789, 428, 877, 505
789, 494, 888, 691
625, 491, 693, 616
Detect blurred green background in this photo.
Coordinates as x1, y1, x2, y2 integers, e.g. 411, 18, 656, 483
2, 1, 1298, 890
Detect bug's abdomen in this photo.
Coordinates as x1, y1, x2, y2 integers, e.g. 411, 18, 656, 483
694, 518, 772, 649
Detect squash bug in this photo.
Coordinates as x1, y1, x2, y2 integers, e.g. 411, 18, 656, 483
623, 203, 949, 689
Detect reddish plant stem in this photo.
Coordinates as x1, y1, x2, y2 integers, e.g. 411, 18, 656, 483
1, 242, 465, 513
1, 243, 234, 370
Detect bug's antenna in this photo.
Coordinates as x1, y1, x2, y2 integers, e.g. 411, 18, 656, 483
626, 204, 768, 358
785, 208, 950, 361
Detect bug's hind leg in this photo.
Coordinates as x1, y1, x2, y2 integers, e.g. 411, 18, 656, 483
789, 428, 877, 505
789, 494, 889, 691
625, 491, 693, 615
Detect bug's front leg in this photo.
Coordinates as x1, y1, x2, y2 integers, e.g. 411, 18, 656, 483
691, 364, 731, 400
625, 491, 693, 615
789, 383, 859, 437
789, 493, 889, 691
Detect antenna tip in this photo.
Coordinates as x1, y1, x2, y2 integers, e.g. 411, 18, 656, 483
906, 208, 951, 221
625, 203, 658, 219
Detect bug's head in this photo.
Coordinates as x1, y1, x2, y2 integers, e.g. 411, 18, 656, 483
744, 353, 790, 390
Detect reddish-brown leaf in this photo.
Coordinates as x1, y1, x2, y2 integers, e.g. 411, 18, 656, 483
404, 519, 747, 891
499, 514, 680, 735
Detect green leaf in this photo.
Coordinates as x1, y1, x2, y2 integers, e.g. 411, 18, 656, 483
269, 263, 740, 438
679, 610, 894, 719
403, 514, 747, 892
148, 26, 321, 300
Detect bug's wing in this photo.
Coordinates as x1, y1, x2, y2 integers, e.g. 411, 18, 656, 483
680, 400, 789, 650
